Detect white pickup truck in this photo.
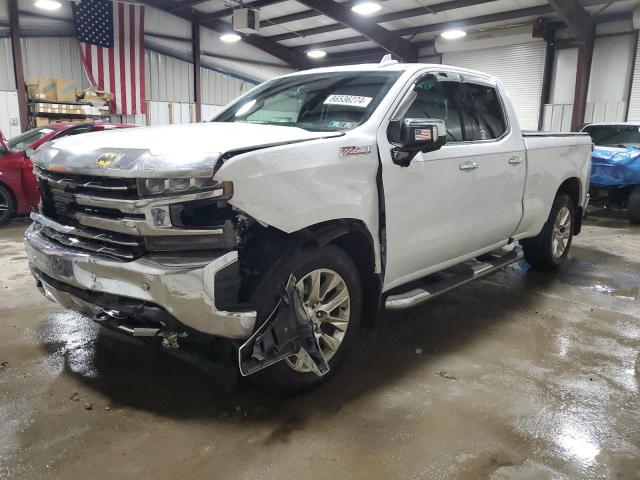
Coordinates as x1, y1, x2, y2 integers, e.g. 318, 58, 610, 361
25, 60, 592, 389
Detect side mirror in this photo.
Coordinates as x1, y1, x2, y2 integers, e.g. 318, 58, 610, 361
388, 118, 447, 167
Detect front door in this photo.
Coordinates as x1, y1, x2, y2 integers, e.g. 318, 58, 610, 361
378, 71, 526, 290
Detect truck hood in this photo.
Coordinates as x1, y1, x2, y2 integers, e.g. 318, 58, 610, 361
32, 122, 342, 178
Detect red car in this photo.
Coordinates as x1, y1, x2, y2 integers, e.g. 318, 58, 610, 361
0, 122, 134, 225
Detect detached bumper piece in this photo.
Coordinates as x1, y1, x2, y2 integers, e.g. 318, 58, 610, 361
238, 276, 329, 377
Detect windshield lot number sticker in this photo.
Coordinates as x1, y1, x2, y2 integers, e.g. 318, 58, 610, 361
324, 95, 372, 108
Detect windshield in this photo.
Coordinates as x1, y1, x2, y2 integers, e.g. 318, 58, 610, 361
7, 127, 56, 151
212, 71, 401, 132
582, 124, 640, 148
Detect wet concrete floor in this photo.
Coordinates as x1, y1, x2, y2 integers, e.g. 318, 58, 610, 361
0, 212, 638, 479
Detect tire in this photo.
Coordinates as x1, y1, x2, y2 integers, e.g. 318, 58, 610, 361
522, 193, 575, 270
0, 185, 14, 226
627, 186, 640, 224
248, 244, 362, 392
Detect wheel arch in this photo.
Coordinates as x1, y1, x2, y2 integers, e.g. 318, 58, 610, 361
306, 220, 382, 328
241, 219, 382, 327
556, 177, 583, 234
0, 180, 17, 217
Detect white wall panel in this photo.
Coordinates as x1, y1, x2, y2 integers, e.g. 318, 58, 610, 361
627, 34, 640, 122
201, 67, 249, 106
0, 90, 20, 138
549, 48, 578, 105
145, 50, 193, 103
0, 38, 15, 90
20, 37, 89, 88
443, 42, 546, 130
202, 104, 223, 120
587, 34, 635, 104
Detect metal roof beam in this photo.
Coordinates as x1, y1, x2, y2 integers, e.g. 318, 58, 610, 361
293, 0, 417, 61
197, 0, 286, 22
267, 0, 495, 41
293, 5, 555, 50
547, 0, 593, 44
144, 0, 308, 69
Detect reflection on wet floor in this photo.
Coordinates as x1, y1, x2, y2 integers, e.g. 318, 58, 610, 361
0, 212, 639, 480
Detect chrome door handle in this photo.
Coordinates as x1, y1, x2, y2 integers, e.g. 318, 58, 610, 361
459, 161, 478, 171
509, 156, 524, 165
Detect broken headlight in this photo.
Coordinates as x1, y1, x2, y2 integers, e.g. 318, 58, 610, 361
138, 177, 233, 197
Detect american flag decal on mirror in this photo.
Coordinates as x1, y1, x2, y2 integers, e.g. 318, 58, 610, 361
414, 128, 432, 141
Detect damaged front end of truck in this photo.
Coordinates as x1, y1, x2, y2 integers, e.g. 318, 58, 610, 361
24, 123, 372, 379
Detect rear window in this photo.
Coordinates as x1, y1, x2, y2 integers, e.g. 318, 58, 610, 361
582, 124, 640, 148
7, 127, 55, 151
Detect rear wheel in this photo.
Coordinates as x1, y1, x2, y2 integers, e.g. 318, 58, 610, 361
627, 186, 640, 224
249, 244, 362, 391
522, 193, 575, 270
0, 185, 14, 226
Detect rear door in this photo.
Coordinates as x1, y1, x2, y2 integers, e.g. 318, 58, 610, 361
378, 70, 526, 290
457, 74, 527, 246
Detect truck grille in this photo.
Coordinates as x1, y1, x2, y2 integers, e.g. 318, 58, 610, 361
37, 168, 146, 261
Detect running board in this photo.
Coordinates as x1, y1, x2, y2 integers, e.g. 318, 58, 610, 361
385, 247, 523, 310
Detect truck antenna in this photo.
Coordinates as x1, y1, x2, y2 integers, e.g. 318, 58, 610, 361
378, 54, 398, 67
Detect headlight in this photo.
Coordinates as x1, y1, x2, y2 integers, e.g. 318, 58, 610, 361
137, 177, 233, 197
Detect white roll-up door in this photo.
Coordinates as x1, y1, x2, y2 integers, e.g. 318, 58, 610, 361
443, 42, 546, 130
627, 34, 640, 122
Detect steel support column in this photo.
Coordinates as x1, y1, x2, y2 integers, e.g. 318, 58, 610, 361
192, 21, 202, 122
9, 0, 28, 132
570, 27, 595, 131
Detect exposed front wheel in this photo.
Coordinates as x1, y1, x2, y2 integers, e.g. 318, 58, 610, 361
249, 244, 362, 391
0, 185, 14, 226
522, 193, 575, 270
627, 186, 640, 224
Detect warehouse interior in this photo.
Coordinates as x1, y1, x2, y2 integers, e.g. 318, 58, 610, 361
1, 0, 639, 479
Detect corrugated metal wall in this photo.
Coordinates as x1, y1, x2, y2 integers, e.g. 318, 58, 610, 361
20, 37, 89, 88
443, 42, 546, 130
0, 38, 15, 90
201, 67, 249, 106
627, 34, 640, 122
145, 50, 193, 103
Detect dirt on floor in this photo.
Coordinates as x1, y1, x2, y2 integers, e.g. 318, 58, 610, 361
0, 211, 639, 480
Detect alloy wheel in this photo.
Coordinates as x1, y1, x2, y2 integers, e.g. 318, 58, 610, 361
285, 268, 351, 373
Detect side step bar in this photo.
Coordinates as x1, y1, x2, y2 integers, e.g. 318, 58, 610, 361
385, 246, 523, 310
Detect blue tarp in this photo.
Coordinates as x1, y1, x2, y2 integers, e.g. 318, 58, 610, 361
590, 146, 640, 187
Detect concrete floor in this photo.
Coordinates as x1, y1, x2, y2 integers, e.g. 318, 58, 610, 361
0, 212, 639, 480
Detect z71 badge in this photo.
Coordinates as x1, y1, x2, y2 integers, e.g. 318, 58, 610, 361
96, 152, 123, 167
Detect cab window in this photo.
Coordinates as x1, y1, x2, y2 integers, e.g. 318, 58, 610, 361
403, 75, 464, 142
459, 83, 507, 140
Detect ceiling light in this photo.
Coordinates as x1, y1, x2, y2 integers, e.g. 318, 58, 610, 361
441, 29, 467, 40
220, 33, 242, 43
306, 49, 327, 59
35, 0, 62, 10
351, 2, 382, 15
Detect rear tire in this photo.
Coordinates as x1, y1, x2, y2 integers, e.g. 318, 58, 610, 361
0, 185, 14, 226
627, 186, 640, 224
248, 244, 362, 392
522, 193, 575, 270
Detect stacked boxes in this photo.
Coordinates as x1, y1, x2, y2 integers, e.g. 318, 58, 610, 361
27, 77, 112, 128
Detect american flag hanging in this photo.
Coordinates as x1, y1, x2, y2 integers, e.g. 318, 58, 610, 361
72, 0, 145, 115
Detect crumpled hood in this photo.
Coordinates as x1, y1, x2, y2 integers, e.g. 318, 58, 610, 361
32, 122, 341, 178
590, 145, 640, 186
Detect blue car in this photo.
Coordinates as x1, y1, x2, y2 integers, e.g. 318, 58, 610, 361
581, 122, 640, 224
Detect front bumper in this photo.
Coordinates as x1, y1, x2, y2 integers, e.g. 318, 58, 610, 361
24, 223, 257, 339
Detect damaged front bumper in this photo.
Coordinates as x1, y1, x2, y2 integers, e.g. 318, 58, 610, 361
25, 223, 257, 339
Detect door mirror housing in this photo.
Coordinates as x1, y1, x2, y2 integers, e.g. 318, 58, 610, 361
388, 118, 447, 167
